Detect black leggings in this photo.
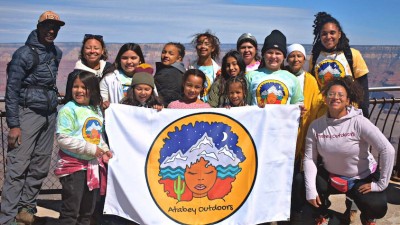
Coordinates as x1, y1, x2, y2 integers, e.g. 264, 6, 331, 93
292, 167, 388, 221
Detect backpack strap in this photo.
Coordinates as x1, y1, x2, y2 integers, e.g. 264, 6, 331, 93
25, 44, 40, 72
343, 47, 354, 75
22, 44, 59, 120
311, 53, 318, 76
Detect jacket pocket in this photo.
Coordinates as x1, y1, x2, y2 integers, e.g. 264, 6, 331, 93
22, 87, 57, 111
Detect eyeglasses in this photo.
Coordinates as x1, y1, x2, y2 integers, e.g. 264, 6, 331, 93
327, 92, 347, 99
84, 34, 103, 40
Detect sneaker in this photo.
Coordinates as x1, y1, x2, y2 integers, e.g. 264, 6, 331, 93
315, 215, 330, 225
361, 218, 377, 225
15, 207, 35, 225
349, 210, 357, 224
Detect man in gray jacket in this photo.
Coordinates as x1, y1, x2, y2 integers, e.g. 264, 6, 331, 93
1, 11, 65, 225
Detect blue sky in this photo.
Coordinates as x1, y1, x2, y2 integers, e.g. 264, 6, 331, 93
0, 0, 398, 45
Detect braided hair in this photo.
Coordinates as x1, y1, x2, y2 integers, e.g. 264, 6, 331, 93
311, 12, 352, 75
224, 75, 248, 107
182, 69, 208, 99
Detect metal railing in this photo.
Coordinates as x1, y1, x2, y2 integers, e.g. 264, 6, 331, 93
0, 86, 400, 193
368, 87, 400, 181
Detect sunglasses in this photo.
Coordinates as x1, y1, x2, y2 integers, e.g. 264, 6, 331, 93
39, 22, 60, 31
84, 34, 103, 40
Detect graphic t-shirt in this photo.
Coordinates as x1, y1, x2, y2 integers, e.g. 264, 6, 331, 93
246, 68, 304, 106
197, 65, 215, 100
311, 48, 369, 88
57, 101, 107, 160
190, 59, 220, 103
117, 71, 133, 97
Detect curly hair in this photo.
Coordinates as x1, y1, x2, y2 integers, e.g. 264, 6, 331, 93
191, 30, 221, 61
321, 76, 364, 107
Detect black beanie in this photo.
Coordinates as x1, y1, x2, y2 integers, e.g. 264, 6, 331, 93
261, 30, 287, 57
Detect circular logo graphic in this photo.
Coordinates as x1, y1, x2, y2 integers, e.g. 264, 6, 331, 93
314, 59, 346, 87
203, 75, 212, 97
82, 117, 102, 145
256, 79, 289, 105
146, 113, 257, 224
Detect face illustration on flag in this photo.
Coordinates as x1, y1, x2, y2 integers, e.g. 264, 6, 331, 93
256, 80, 289, 105
146, 113, 257, 224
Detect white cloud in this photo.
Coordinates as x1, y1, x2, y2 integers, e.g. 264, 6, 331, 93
0, 0, 398, 45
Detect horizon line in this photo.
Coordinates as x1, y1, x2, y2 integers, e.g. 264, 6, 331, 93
0, 42, 399, 47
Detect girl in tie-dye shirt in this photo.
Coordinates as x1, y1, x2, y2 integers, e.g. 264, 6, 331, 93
55, 71, 112, 224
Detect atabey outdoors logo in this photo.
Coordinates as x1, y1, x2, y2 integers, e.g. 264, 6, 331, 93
315, 59, 346, 87
146, 113, 257, 224
256, 79, 289, 105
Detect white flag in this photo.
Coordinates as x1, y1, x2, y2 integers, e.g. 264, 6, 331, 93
104, 104, 300, 225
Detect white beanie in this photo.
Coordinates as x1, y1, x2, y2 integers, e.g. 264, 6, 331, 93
287, 43, 306, 58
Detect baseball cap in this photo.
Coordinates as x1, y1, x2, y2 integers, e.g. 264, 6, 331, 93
38, 11, 65, 26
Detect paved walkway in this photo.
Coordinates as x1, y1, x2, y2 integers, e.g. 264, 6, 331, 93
32, 182, 400, 224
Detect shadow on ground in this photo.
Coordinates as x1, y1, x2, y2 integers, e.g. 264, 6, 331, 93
32, 183, 400, 225
387, 183, 400, 205
33, 216, 59, 225
33, 199, 60, 225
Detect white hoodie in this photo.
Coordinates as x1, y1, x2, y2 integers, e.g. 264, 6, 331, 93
99, 69, 125, 103
74, 59, 108, 78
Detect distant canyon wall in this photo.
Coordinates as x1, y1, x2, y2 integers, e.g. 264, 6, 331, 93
0, 43, 399, 96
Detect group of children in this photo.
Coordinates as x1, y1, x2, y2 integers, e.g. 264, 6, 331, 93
55, 14, 372, 224
56, 32, 254, 224
98, 40, 250, 110
57, 30, 272, 224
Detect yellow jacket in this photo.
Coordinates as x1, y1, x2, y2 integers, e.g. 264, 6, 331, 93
296, 72, 326, 160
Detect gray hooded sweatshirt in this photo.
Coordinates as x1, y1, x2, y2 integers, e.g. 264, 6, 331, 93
304, 106, 394, 200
